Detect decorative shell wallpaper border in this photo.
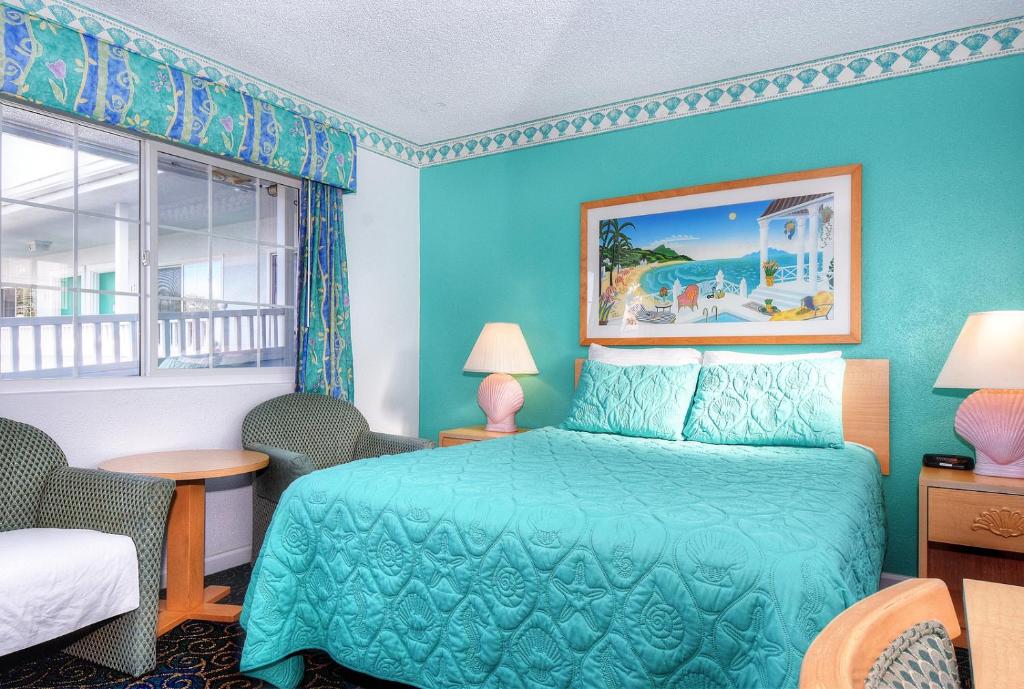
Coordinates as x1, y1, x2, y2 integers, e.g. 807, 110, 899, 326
10, 1, 1022, 169
418, 16, 1023, 166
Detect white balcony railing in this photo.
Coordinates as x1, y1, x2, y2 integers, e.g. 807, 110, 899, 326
774, 265, 800, 282
0, 307, 292, 378
696, 278, 742, 295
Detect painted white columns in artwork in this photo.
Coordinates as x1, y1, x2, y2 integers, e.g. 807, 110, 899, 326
795, 216, 807, 290
818, 208, 834, 291
798, 215, 817, 296
758, 219, 769, 286
805, 204, 820, 291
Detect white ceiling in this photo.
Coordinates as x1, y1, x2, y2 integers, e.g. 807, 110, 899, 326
86, 0, 1022, 143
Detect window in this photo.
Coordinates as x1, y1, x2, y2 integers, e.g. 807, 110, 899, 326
0, 103, 299, 382
153, 151, 297, 370
0, 105, 140, 379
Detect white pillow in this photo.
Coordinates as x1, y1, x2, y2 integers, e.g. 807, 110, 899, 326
701, 350, 843, 365
588, 343, 702, 366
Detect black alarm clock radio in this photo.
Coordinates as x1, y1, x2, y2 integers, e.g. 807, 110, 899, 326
922, 453, 975, 470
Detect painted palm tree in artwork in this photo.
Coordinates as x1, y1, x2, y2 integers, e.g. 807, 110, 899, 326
599, 218, 635, 286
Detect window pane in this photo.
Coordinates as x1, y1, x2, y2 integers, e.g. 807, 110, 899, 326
212, 302, 258, 368
0, 203, 74, 288
0, 286, 72, 378
147, 147, 299, 375
157, 299, 211, 369
212, 167, 256, 240
158, 153, 208, 230
258, 181, 298, 246
260, 246, 296, 306
78, 215, 140, 294
155, 297, 181, 359
1, 105, 74, 209
78, 126, 140, 220
260, 306, 295, 368
157, 228, 209, 301
77, 291, 139, 377
212, 237, 257, 303
0, 107, 143, 380
156, 264, 182, 313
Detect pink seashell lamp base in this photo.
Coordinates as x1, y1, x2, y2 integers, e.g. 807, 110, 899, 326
477, 373, 524, 433
955, 389, 1024, 478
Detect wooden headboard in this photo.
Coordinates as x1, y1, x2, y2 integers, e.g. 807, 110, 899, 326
573, 358, 890, 474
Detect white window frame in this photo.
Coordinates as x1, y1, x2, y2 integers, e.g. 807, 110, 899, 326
143, 141, 298, 382
0, 102, 299, 393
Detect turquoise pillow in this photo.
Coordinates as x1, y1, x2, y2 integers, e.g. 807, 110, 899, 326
563, 360, 700, 440
683, 359, 846, 448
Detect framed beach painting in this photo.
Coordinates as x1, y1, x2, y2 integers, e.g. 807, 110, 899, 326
579, 164, 861, 345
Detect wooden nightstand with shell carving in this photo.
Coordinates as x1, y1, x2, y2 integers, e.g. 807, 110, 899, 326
919, 466, 1024, 644
438, 426, 530, 448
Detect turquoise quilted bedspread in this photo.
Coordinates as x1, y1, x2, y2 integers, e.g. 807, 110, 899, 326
240, 427, 886, 689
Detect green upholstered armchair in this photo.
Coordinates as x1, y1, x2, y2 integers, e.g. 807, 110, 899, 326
242, 393, 435, 558
0, 418, 174, 676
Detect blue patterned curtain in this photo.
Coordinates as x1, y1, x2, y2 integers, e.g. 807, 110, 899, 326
295, 180, 354, 400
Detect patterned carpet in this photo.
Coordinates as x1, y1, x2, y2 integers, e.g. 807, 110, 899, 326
0, 564, 408, 689
0, 564, 974, 689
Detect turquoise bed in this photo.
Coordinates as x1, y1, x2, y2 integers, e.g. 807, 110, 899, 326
240, 426, 886, 689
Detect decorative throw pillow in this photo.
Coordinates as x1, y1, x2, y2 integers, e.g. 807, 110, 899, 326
588, 343, 702, 366
563, 360, 700, 440
683, 359, 846, 448
701, 350, 842, 365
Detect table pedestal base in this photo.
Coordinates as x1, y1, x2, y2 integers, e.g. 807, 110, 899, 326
157, 585, 242, 635
97, 449, 269, 638
157, 479, 244, 636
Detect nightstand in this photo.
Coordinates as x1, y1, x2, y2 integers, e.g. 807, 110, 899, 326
438, 425, 530, 448
919, 466, 1024, 643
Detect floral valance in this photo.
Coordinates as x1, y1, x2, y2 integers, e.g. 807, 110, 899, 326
0, 4, 356, 191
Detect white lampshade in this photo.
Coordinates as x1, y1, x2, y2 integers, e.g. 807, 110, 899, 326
934, 311, 1024, 390
463, 323, 538, 375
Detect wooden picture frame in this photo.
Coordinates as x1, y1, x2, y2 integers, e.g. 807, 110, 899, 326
579, 164, 862, 345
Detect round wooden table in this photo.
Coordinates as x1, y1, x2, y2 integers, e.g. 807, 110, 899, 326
99, 449, 269, 635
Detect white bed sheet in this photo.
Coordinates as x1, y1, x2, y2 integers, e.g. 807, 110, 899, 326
0, 528, 139, 656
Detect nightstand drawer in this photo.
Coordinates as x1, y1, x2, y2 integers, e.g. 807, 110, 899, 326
928, 487, 1024, 553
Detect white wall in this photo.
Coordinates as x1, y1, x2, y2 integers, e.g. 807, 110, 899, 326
0, 148, 421, 573
345, 149, 420, 436
0, 381, 295, 572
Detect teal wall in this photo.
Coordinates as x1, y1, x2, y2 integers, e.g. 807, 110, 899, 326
419, 56, 1024, 576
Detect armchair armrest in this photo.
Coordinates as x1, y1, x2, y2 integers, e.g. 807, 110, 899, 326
36, 467, 173, 544
246, 443, 316, 504
35, 467, 174, 676
354, 430, 435, 459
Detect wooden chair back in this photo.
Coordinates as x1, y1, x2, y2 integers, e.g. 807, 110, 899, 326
799, 578, 960, 689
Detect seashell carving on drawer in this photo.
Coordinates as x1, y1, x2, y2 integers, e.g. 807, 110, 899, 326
971, 508, 1024, 538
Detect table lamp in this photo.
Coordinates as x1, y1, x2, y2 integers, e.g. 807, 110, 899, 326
463, 323, 538, 432
934, 311, 1024, 477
